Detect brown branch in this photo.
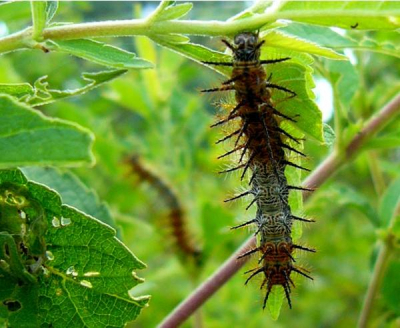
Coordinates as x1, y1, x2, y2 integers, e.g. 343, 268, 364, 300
157, 93, 400, 328
304, 93, 400, 190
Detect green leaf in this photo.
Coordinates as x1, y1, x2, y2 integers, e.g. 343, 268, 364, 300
363, 135, 400, 150
276, 1, 400, 30
10, 70, 127, 107
45, 1, 58, 22
284, 123, 304, 241
0, 169, 149, 327
379, 178, 400, 227
200, 203, 233, 258
156, 2, 193, 21
261, 47, 323, 142
267, 287, 284, 320
282, 22, 354, 49
323, 123, 336, 146
153, 34, 190, 44
318, 58, 359, 128
261, 30, 347, 60
0, 83, 34, 98
228, 0, 274, 21
0, 1, 31, 22
47, 39, 154, 69
31, 1, 47, 41
392, 218, 400, 237
282, 23, 400, 58
0, 95, 94, 168
151, 38, 230, 75
335, 184, 380, 226
382, 260, 400, 315
21, 167, 117, 231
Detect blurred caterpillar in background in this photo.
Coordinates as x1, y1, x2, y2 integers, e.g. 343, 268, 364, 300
202, 32, 315, 308
126, 155, 202, 268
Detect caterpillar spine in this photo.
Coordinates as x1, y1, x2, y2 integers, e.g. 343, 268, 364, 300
203, 32, 315, 309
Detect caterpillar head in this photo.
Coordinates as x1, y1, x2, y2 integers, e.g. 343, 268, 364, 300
233, 32, 263, 61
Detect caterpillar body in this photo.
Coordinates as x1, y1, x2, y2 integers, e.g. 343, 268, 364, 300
203, 32, 315, 308
126, 155, 202, 267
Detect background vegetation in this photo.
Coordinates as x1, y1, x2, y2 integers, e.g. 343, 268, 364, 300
0, 1, 399, 327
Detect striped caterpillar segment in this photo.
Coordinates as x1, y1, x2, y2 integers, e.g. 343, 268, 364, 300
203, 32, 314, 308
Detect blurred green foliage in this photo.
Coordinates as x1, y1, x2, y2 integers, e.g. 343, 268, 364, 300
0, 1, 399, 327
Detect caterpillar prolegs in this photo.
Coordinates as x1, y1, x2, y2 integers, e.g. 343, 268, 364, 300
203, 33, 315, 308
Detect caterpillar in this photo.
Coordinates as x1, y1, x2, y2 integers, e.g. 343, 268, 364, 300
125, 155, 202, 267
202, 32, 315, 309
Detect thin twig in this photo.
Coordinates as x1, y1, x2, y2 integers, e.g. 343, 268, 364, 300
357, 238, 392, 328
158, 93, 400, 328
357, 202, 400, 328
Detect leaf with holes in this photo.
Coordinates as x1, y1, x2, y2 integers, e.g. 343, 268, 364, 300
0, 169, 149, 327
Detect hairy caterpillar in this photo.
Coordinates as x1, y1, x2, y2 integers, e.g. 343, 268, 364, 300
202, 32, 315, 308
126, 155, 202, 267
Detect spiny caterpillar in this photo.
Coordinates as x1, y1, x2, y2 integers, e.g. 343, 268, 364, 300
126, 155, 202, 267
202, 32, 315, 308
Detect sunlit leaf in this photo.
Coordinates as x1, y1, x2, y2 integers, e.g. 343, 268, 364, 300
0, 95, 94, 168
47, 39, 154, 69
156, 2, 193, 21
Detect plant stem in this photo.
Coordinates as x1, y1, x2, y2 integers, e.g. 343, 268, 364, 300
0, 4, 398, 55
357, 236, 393, 328
368, 151, 386, 196
0, 29, 31, 54
31, 1, 47, 41
357, 201, 400, 328
158, 93, 400, 328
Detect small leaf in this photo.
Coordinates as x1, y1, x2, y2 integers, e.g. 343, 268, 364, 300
47, 39, 154, 69
323, 123, 336, 146
228, 0, 273, 21
379, 177, 400, 227
156, 2, 193, 21
261, 30, 347, 60
0, 83, 34, 98
31, 1, 47, 41
46, 1, 58, 22
0, 94, 94, 168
